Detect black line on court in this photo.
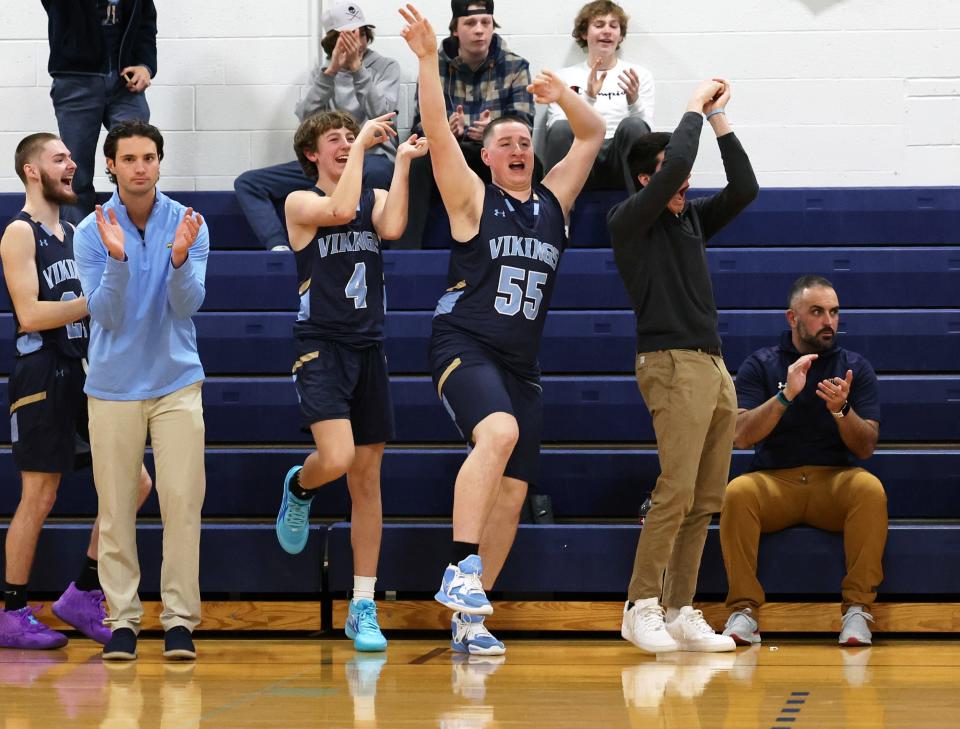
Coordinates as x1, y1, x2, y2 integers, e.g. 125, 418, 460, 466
409, 647, 448, 664
770, 691, 808, 728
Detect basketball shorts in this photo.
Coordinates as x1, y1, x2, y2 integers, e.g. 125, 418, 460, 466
292, 338, 395, 445
9, 349, 90, 474
430, 332, 543, 485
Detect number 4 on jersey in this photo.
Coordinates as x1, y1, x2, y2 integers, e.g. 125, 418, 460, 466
345, 262, 368, 309
494, 265, 547, 320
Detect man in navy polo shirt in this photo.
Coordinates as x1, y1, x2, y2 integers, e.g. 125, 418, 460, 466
720, 275, 887, 647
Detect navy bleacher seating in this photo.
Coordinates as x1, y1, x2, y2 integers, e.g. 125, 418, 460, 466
1, 187, 958, 608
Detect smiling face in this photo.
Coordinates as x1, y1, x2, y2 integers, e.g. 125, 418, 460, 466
481, 119, 534, 192
106, 135, 160, 198
583, 13, 623, 59
308, 126, 357, 184
34, 139, 78, 205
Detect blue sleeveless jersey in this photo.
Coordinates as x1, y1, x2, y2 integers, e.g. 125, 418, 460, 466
5, 212, 88, 359
293, 188, 385, 346
432, 184, 567, 378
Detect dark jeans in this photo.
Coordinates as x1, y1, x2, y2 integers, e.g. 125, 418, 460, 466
396, 141, 544, 249
543, 115, 650, 192
234, 155, 395, 248
50, 73, 150, 224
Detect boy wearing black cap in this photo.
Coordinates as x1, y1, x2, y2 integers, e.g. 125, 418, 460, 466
397, 0, 537, 247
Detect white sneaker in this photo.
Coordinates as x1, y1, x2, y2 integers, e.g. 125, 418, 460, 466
665, 606, 736, 652
622, 598, 679, 654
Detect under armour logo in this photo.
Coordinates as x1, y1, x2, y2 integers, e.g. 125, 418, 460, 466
493, 209, 506, 218
39, 238, 49, 247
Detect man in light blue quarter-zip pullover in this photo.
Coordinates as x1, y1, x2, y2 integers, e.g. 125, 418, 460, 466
74, 120, 207, 662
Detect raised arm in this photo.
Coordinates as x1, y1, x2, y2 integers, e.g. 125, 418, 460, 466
285, 113, 397, 251
399, 4, 484, 240
537, 70, 605, 218
372, 134, 430, 240
0, 221, 87, 331
692, 80, 760, 241
607, 80, 721, 240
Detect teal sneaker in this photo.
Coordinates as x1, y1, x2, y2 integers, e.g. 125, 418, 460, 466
345, 599, 388, 652
276, 466, 313, 554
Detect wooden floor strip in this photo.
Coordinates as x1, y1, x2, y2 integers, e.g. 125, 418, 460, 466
333, 600, 960, 632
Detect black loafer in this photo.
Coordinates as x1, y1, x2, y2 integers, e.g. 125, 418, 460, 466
102, 628, 138, 661
163, 626, 196, 660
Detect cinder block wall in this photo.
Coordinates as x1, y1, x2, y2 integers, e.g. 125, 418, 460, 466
1, 0, 958, 193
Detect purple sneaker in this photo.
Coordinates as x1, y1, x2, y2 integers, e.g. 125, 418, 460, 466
52, 582, 111, 645
0, 606, 68, 650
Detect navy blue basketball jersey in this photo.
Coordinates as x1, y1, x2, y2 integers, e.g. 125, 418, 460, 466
5, 212, 88, 359
293, 188, 385, 346
432, 184, 567, 377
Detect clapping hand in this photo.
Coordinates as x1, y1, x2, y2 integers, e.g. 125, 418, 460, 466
95, 205, 126, 261
171, 208, 205, 267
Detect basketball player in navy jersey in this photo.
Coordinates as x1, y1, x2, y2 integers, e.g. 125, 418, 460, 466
0, 133, 151, 650
275, 109, 428, 651
400, 4, 605, 655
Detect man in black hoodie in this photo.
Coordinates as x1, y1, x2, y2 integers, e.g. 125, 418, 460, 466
608, 80, 759, 654
42, 0, 157, 223
396, 0, 536, 247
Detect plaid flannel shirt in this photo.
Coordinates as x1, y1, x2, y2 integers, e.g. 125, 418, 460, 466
412, 34, 534, 135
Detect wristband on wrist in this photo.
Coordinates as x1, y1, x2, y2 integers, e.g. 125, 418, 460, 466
706, 109, 726, 119
776, 390, 792, 407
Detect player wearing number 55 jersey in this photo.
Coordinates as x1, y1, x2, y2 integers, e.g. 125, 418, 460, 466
275, 109, 428, 652
400, 4, 604, 656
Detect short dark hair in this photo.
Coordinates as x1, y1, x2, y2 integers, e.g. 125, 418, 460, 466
293, 110, 361, 179
320, 26, 375, 58
481, 115, 532, 146
14, 132, 60, 183
103, 120, 164, 184
572, 1, 629, 50
788, 275, 835, 308
626, 132, 671, 184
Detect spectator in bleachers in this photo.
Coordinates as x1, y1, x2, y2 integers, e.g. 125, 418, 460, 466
395, 0, 537, 247
74, 120, 208, 662
233, 1, 400, 250
609, 80, 758, 654
721, 275, 887, 647
0, 133, 152, 651
400, 4, 604, 655
544, 1, 654, 190
41, 0, 157, 224
274, 109, 428, 652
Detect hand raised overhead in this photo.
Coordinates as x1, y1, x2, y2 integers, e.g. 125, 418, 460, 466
528, 70, 567, 105
399, 5, 437, 59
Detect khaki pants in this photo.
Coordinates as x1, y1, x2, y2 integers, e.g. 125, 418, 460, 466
720, 466, 887, 614
89, 382, 206, 632
627, 349, 738, 606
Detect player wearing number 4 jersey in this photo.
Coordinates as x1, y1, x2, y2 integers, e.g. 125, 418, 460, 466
276, 109, 428, 652
400, 4, 604, 656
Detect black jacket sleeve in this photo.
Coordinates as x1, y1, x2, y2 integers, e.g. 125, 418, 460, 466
607, 111, 702, 240
690, 132, 759, 242
130, 0, 158, 76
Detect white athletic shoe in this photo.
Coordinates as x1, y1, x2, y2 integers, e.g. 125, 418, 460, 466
621, 598, 679, 654
665, 606, 736, 653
